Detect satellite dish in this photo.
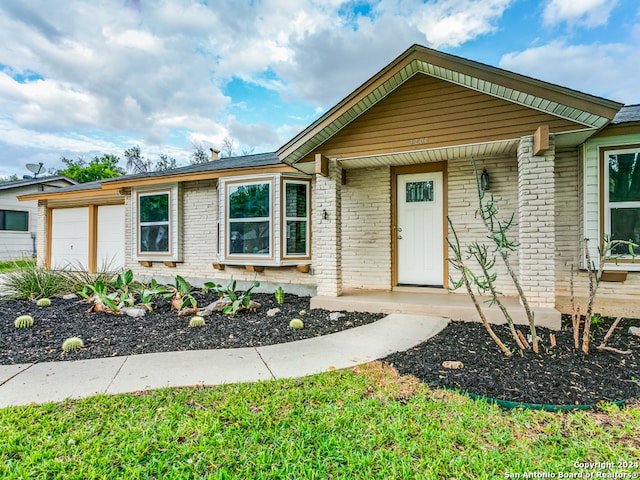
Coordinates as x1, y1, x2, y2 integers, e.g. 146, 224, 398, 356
26, 162, 44, 178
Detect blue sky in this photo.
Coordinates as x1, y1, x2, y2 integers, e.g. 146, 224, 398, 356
0, 0, 638, 178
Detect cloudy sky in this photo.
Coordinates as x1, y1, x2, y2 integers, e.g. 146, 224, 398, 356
0, 0, 638, 178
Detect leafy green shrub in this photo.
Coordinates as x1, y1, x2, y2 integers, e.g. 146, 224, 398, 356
216, 278, 260, 316
14, 315, 34, 328
62, 337, 84, 352
167, 275, 197, 311
274, 286, 285, 305
79, 279, 119, 312
36, 298, 51, 307
138, 278, 170, 311
189, 316, 206, 327
289, 318, 304, 329
2, 264, 70, 300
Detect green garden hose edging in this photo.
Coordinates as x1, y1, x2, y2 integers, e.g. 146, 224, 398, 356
432, 383, 629, 412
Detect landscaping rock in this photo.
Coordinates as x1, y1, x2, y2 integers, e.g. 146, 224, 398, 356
329, 312, 345, 321
247, 300, 261, 311
203, 299, 231, 312
198, 309, 213, 317
442, 361, 464, 369
267, 308, 281, 317
630, 326, 640, 337
62, 294, 78, 300
121, 307, 146, 318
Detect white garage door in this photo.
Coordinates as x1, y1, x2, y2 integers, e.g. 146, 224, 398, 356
50, 207, 89, 270
96, 205, 125, 272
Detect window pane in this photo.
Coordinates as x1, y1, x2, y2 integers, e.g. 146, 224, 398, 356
286, 183, 307, 217
140, 225, 169, 253
229, 184, 270, 219
286, 220, 307, 255
406, 181, 433, 203
1, 210, 28, 231
229, 221, 270, 254
610, 208, 640, 255
139, 194, 169, 222
608, 152, 640, 202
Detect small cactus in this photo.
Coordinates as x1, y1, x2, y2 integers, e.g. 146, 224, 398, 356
37, 298, 52, 307
289, 318, 304, 330
14, 315, 34, 328
189, 316, 206, 327
299, 309, 306, 317
62, 337, 84, 352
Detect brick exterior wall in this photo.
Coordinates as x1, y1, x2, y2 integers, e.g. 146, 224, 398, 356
517, 135, 555, 308
341, 167, 392, 290
125, 179, 315, 292
447, 155, 520, 295
312, 160, 342, 296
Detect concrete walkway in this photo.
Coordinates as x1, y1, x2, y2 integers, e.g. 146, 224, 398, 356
0, 313, 449, 408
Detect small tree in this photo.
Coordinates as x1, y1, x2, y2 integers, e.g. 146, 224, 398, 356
57, 155, 125, 183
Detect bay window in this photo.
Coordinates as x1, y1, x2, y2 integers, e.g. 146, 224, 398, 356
604, 147, 640, 257
222, 175, 310, 264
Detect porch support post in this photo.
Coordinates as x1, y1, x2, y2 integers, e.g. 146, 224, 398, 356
313, 158, 343, 296
517, 134, 556, 308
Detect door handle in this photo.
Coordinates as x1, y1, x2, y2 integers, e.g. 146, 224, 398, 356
398, 235, 403, 240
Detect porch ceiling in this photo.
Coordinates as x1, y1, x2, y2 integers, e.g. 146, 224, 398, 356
294, 139, 520, 172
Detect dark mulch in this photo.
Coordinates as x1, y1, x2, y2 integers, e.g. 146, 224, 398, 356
385, 317, 640, 406
0, 293, 383, 365
2, 292, 639, 406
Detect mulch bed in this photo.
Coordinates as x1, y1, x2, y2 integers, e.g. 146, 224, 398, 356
1, 293, 639, 406
385, 317, 640, 406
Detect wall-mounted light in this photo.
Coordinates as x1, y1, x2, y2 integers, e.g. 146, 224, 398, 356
480, 168, 490, 191
322, 209, 328, 220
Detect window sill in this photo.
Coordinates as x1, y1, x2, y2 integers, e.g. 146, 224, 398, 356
213, 261, 311, 273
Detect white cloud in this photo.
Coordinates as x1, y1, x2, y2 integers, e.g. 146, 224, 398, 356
542, 0, 618, 28
500, 39, 640, 104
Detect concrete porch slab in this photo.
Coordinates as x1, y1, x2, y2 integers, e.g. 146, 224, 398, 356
311, 289, 561, 330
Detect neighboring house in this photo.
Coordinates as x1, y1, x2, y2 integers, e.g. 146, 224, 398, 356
21, 45, 640, 320
0, 175, 76, 261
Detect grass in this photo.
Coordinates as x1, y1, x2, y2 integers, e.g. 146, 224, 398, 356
0, 259, 36, 273
1, 363, 638, 479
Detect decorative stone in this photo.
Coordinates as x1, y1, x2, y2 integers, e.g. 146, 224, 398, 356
267, 308, 281, 317
121, 307, 146, 318
442, 361, 464, 369
203, 299, 232, 312
329, 312, 344, 321
198, 309, 213, 317
629, 327, 640, 337
63, 294, 78, 300
246, 300, 261, 311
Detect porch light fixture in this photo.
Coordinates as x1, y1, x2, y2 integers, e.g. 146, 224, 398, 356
480, 168, 490, 191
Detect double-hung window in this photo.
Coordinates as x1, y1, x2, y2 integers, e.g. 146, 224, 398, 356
137, 190, 171, 255
604, 147, 640, 257
283, 180, 309, 258
222, 175, 310, 264
0, 210, 29, 232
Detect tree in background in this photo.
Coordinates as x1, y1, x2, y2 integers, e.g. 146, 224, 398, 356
57, 155, 125, 183
0, 174, 19, 183
190, 143, 210, 164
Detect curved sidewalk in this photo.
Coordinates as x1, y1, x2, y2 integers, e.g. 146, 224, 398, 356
0, 313, 449, 408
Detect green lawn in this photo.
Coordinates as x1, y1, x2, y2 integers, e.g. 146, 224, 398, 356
1, 363, 638, 479
0, 259, 35, 273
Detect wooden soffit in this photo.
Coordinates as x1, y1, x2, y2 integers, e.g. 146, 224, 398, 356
278, 45, 623, 165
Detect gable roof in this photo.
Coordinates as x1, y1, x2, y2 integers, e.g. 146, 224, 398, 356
0, 175, 76, 191
278, 44, 623, 165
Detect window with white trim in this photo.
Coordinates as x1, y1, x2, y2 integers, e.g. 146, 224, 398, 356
0, 210, 29, 232
137, 190, 171, 255
604, 147, 640, 256
221, 175, 311, 264
227, 181, 272, 257
283, 180, 309, 257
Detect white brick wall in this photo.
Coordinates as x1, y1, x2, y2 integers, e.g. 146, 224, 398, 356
340, 167, 391, 290
517, 135, 555, 308
312, 160, 342, 296
447, 155, 520, 295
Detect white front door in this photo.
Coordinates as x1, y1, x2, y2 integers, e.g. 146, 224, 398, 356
397, 172, 444, 286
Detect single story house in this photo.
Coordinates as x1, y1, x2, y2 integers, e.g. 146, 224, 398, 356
21, 45, 640, 324
0, 175, 76, 261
